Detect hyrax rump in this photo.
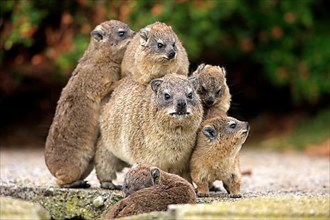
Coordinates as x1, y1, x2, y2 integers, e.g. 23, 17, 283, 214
105, 164, 196, 219
192, 64, 231, 119
121, 21, 189, 84
95, 74, 203, 189
190, 116, 249, 198
44, 20, 134, 188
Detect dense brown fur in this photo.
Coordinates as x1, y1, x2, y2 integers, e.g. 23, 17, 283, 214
192, 64, 231, 119
95, 74, 203, 189
44, 20, 134, 187
105, 164, 196, 219
121, 22, 189, 84
190, 116, 249, 198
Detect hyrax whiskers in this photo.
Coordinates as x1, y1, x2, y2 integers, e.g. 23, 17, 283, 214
95, 74, 203, 189
105, 164, 196, 219
192, 64, 231, 119
121, 21, 189, 84
190, 116, 249, 198
44, 20, 134, 188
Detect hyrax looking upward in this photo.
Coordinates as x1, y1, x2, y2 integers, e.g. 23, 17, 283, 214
121, 21, 189, 84
95, 74, 203, 189
192, 64, 231, 119
190, 116, 249, 198
105, 164, 196, 219
44, 20, 135, 188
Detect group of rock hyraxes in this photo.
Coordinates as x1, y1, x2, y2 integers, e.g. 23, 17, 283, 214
44, 19, 250, 214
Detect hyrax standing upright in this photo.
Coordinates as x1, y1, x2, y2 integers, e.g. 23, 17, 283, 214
95, 74, 203, 189
44, 20, 135, 188
190, 116, 249, 198
105, 164, 196, 219
121, 21, 189, 84
192, 64, 231, 119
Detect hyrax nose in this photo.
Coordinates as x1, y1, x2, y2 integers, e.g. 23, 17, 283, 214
177, 99, 187, 109
167, 50, 176, 59
205, 97, 215, 106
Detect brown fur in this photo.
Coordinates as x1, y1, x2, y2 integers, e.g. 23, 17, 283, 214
44, 20, 135, 187
192, 64, 231, 119
105, 164, 196, 219
95, 74, 203, 189
121, 22, 189, 84
190, 116, 249, 198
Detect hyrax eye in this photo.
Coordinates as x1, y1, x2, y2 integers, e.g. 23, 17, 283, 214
118, 31, 125, 37
229, 123, 237, 129
164, 93, 171, 100
201, 86, 207, 94
157, 42, 164, 48
187, 92, 193, 99
216, 89, 222, 96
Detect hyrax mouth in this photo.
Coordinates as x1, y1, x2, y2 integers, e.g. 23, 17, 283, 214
170, 112, 190, 116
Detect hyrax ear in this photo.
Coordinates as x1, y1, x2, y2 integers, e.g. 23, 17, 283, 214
150, 167, 160, 185
203, 125, 218, 141
218, 66, 226, 76
139, 27, 150, 46
150, 78, 163, 93
189, 76, 199, 90
196, 63, 206, 74
91, 29, 104, 41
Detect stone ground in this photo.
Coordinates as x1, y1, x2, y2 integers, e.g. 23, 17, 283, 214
0, 147, 329, 219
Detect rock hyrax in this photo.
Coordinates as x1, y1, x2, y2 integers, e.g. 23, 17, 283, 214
192, 64, 231, 119
105, 163, 196, 219
44, 20, 135, 188
95, 74, 203, 189
190, 116, 249, 198
121, 21, 189, 84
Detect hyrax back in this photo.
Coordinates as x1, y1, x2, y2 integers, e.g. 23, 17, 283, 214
44, 20, 134, 188
190, 116, 249, 198
192, 64, 231, 118
121, 21, 189, 84
95, 74, 203, 189
105, 164, 196, 219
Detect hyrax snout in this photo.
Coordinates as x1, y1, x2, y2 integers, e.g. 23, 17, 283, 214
190, 116, 249, 198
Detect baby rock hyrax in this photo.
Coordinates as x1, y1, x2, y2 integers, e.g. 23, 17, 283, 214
190, 116, 250, 198
95, 74, 203, 189
105, 164, 196, 219
121, 21, 189, 84
192, 64, 231, 118
44, 20, 134, 188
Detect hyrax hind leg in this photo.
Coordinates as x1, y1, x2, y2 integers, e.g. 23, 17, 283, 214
95, 137, 129, 189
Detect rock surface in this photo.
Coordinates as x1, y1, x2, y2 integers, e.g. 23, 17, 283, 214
0, 147, 329, 219
0, 196, 50, 220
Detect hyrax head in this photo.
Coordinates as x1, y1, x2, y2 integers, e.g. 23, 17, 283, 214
123, 163, 161, 197
150, 74, 201, 120
193, 64, 229, 108
90, 20, 135, 62
139, 22, 179, 63
200, 116, 249, 154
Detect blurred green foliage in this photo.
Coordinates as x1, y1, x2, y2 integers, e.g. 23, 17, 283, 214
1, 0, 329, 104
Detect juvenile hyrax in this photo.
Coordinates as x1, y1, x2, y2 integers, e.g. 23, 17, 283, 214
190, 116, 249, 198
121, 21, 189, 84
105, 164, 196, 219
192, 64, 231, 119
44, 20, 135, 188
95, 74, 203, 189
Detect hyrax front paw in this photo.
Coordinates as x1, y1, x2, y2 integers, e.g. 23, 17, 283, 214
229, 193, 242, 198
100, 181, 122, 190
62, 180, 91, 188
197, 192, 210, 197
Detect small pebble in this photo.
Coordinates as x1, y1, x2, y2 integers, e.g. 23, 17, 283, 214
93, 196, 104, 208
